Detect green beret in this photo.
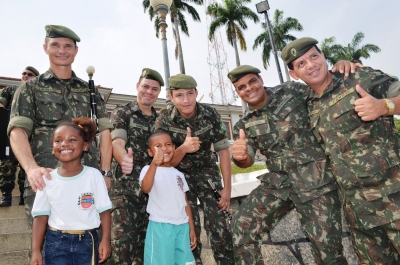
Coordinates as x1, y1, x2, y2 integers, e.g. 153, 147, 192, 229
169, 74, 197, 90
228, 65, 261, 83
45, 25, 80, 42
141, 68, 164, 87
281, 37, 318, 65
25, 66, 39, 76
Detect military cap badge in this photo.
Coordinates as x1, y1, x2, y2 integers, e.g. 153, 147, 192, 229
291, 48, 297, 57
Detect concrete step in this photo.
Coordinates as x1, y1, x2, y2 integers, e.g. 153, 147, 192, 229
0, 232, 30, 253
0, 250, 29, 265
0, 217, 29, 234
0, 205, 25, 219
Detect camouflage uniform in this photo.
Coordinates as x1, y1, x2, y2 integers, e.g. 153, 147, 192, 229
0, 86, 25, 192
307, 67, 400, 264
7, 68, 112, 243
155, 103, 234, 265
108, 100, 156, 265
233, 83, 344, 265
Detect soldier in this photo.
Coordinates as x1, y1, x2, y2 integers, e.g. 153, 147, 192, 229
7, 25, 113, 262
0, 66, 39, 207
283, 37, 400, 264
108, 68, 163, 265
155, 74, 234, 264
229, 64, 358, 265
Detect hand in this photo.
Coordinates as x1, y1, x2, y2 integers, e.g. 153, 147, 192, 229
331, 60, 360, 77
0, 103, 5, 108
98, 239, 111, 263
152, 147, 164, 166
121, 147, 133, 174
26, 166, 53, 192
190, 229, 197, 250
103, 177, 111, 191
355, 85, 386, 121
181, 127, 200, 154
217, 187, 231, 211
30, 251, 43, 265
232, 129, 248, 161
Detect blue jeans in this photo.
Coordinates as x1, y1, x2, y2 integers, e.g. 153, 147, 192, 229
43, 228, 99, 265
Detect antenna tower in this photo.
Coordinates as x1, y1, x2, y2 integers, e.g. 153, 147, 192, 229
205, 0, 238, 105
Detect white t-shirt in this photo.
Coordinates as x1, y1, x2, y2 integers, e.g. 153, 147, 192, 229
32, 166, 112, 230
139, 165, 189, 225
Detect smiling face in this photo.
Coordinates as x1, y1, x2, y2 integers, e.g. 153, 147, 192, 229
52, 125, 88, 164
233, 73, 268, 109
147, 133, 175, 167
169, 88, 198, 118
289, 46, 330, 93
21, 69, 36, 82
43, 37, 78, 68
136, 78, 161, 107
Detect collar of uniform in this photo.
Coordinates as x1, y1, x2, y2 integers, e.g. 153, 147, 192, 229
42, 68, 81, 83
130, 100, 157, 118
308, 72, 339, 99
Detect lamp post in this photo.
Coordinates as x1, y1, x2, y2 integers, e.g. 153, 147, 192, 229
256, 1, 284, 84
150, 0, 173, 106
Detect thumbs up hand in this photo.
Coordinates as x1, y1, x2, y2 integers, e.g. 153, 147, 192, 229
182, 127, 200, 154
232, 129, 248, 161
354, 84, 386, 121
121, 147, 134, 174
152, 147, 164, 166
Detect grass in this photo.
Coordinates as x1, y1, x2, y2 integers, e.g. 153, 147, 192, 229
218, 163, 267, 175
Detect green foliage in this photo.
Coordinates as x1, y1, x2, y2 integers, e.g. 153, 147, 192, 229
394, 118, 400, 133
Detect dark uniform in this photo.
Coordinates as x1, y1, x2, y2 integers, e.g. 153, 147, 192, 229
0, 85, 25, 205
109, 100, 157, 265
231, 78, 344, 264
307, 67, 400, 264
156, 101, 234, 265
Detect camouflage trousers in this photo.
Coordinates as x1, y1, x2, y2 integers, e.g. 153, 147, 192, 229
233, 182, 346, 265
105, 180, 149, 265
186, 178, 234, 265
0, 158, 25, 189
344, 193, 400, 265
23, 188, 35, 264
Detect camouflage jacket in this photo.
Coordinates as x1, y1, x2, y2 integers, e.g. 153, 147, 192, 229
110, 100, 157, 196
0, 85, 19, 109
233, 83, 337, 203
155, 103, 230, 184
307, 67, 400, 228
7, 69, 111, 196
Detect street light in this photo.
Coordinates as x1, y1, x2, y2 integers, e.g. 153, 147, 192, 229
150, 0, 173, 106
256, 1, 284, 84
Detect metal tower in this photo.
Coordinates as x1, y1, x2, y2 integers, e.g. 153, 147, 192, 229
205, 0, 238, 105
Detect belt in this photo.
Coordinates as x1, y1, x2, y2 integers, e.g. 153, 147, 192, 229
48, 226, 95, 265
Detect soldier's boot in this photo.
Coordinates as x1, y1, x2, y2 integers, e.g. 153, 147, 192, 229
19, 186, 24, 205
0, 184, 13, 207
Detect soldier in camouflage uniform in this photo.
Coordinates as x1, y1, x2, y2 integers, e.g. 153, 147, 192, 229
283, 37, 400, 264
108, 68, 163, 265
7, 25, 113, 262
229, 65, 348, 265
0, 66, 39, 207
155, 74, 234, 264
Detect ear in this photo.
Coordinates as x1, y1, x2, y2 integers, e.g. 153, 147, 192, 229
258, 75, 264, 85
43, 44, 48, 54
289, 70, 299, 80
195, 89, 198, 98
169, 92, 174, 102
147, 148, 153, 157
74, 45, 79, 56
83, 142, 89, 152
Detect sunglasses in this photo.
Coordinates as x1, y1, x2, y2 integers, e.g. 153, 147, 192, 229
22, 72, 35, 77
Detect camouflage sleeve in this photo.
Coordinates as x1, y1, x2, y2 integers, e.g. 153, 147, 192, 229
387, 81, 400, 98
0, 86, 12, 106
7, 83, 34, 137
154, 111, 167, 131
211, 108, 230, 152
110, 106, 129, 142
95, 90, 113, 132
233, 120, 255, 163
356, 67, 399, 98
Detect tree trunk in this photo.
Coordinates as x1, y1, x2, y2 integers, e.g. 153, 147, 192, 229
173, 14, 185, 74
232, 34, 241, 67
283, 64, 291, 82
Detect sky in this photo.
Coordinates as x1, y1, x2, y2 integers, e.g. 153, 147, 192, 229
0, 0, 399, 106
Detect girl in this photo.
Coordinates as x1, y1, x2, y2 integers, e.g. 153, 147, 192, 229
30, 117, 112, 265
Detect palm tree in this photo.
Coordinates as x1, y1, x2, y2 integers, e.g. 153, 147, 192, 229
142, 0, 203, 74
207, 0, 259, 67
253, 9, 302, 81
321, 32, 381, 65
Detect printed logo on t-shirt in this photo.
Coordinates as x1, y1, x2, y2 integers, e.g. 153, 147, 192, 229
177, 176, 184, 191
77, 192, 94, 210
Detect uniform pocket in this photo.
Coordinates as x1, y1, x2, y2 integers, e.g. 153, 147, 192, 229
297, 156, 332, 190
35, 91, 63, 121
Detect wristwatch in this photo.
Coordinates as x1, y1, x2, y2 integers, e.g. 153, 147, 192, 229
384, 99, 395, 116
101, 170, 113, 178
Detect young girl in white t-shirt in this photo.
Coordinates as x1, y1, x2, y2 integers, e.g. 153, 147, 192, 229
30, 117, 112, 265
